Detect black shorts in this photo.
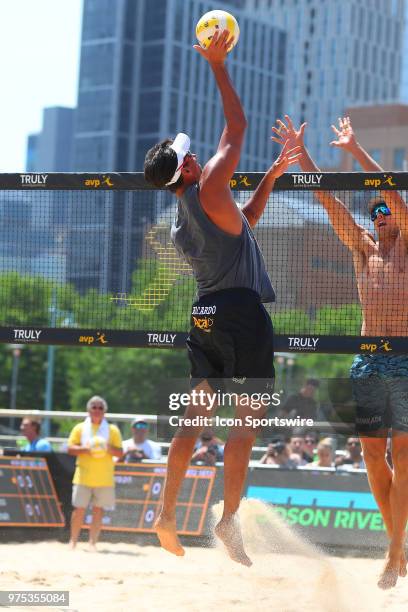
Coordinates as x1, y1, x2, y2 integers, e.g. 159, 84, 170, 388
186, 288, 275, 393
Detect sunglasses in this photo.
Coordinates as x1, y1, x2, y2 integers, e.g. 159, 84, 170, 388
91, 405, 104, 411
347, 441, 361, 447
370, 204, 391, 222
305, 439, 315, 444
133, 423, 148, 430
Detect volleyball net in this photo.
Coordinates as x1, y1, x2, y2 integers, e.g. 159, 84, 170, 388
0, 171, 407, 353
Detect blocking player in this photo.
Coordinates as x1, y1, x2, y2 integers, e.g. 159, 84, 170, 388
272, 115, 408, 589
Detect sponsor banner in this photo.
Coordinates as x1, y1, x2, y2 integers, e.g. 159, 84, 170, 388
0, 172, 407, 191
0, 328, 408, 353
245, 467, 388, 549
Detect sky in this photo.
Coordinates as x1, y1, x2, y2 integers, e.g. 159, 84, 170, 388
0, 0, 83, 172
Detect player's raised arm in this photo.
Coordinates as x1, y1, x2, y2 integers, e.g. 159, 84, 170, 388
272, 116, 370, 253
242, 140, 302, 228
193, 30, 246, 233
331, 116, 408, 245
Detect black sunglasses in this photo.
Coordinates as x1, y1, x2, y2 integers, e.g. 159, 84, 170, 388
91, 405, 104, 411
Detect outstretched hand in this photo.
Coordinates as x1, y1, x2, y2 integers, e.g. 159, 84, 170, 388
270, 140, 303, 179
330, 116, 357, 150
271, 115, 307, 150
193, 29, 234, 65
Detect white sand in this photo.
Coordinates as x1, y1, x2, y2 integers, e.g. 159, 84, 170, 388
1, 500, 408, 612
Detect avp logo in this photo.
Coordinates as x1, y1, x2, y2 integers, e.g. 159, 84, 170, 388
79, 332, 108, 345
193, 316, 213, 332
230, 175, 252, 189
292, 174, 323, 186
84, 175, 114, 188
20, 174, 48, 186
13, 329, 42, 342
364, 175, 396, 188
360, 339, 392, 353
288, 337, 319, 351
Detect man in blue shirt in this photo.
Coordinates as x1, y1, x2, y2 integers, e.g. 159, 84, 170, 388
20, 418, 52, 452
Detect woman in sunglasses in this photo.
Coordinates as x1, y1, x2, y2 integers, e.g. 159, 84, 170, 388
272, 115, 408, 590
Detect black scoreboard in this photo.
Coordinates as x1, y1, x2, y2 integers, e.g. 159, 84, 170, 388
0, 456, 65, 527
84, 463, 216, 535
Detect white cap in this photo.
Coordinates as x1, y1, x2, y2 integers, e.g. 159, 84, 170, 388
165, 133, 191, 186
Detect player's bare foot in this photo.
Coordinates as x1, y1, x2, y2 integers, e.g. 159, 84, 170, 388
155, 514, 185, 557
378, 556, 399, 590
88, 543, 97, 552
68, 540, 76, 550
214, 515, 252, 567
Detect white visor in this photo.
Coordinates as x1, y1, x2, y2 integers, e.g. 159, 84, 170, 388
165, 133, 191, 186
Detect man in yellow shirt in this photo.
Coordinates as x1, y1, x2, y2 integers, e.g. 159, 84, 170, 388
67, 395, 122, 550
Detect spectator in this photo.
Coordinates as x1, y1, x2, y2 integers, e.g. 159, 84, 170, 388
302, 432, 318, 463
20, 419, 52, 452
194, 429, 224, 459
67, 395, 123, 550
335, 437, 366, 470
260, 440, 298, 468
289, 435, 310, 466
122, 419, 162, 462
191, 444, 218, 466
280, 378, 320, 420
191, 429, 223, 466
304, 438, 334, 468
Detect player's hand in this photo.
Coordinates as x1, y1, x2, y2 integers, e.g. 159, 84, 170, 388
330, 116, 358, 151
271, 115, 307, 150
193, 29, 234, 65
269, 140, 303, 179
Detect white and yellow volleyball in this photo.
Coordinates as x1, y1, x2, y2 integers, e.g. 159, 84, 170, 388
196, 10, 240, 52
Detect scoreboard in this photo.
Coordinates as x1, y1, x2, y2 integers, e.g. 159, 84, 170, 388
84, 463, 216, 535
0, 456, 64, 527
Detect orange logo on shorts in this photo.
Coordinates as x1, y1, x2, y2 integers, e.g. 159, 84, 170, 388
193, 316, 214, 332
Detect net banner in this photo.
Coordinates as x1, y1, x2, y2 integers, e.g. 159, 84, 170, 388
0, 171, 407, 353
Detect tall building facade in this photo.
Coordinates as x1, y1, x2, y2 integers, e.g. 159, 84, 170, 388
73, 0, 286, 172
70, 0, 287, 294
26, 107, 75, 172
401, 0, 408, 102
248, 0, 405, 168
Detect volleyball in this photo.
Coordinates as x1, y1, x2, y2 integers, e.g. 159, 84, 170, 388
89, 435, 108, 458
196, 10, 240, 51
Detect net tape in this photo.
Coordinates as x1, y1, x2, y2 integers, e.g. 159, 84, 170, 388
0, 171, 407, 354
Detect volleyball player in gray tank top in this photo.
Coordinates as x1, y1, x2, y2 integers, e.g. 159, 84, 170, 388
144, 30, 301, 566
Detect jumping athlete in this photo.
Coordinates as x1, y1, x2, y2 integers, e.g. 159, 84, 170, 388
272, 115, 408, 589
144, 31, 301, 566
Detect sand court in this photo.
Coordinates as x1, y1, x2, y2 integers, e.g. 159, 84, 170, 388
1, 500, 408, 612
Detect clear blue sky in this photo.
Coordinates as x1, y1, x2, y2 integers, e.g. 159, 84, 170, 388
0, 0, 83, 172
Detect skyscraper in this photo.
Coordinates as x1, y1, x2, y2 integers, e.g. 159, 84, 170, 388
248, 0, 405, 168
70, 0, 287, 294
73, 0, 286, 172
26, 107, 75, 172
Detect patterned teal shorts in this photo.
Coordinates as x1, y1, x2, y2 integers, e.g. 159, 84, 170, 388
350, 354, 408, 433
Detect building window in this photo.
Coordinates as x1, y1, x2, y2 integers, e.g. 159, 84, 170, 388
369, 149, 382, 164
393, 148, 406, 170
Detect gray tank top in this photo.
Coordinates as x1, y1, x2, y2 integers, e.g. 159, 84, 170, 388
170, 184, 275, 302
